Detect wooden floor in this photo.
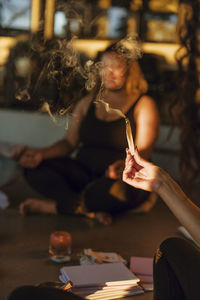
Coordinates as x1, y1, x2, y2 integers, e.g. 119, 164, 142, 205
1, 175, 181, 300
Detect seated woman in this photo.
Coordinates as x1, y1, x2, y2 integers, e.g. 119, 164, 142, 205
123, 148, 200, 300
18, 42, 160, 225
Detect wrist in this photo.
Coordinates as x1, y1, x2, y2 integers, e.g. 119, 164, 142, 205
39, 148, 47, 160
154, 167, 173, 197
151, 167, 165, 194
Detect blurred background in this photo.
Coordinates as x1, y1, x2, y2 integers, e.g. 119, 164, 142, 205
0, 3, 199, 299
0, 0, 182, 122
0, 0, 188, 184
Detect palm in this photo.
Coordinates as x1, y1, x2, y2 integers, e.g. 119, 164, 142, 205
123, 149, 159, 192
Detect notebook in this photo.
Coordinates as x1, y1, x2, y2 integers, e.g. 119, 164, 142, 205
59, 262, 144, 299
60, 262, 140, 287
130, 256, 154, 291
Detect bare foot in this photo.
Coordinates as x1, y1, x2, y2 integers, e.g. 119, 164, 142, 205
95, 212, 112, 225
85, 211, 112, 225
19, 198, 57, 216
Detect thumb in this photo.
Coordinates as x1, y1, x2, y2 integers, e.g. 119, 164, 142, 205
134, 146, 148, 167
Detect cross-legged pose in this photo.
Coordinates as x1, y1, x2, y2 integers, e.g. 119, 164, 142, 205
19, 42, 159, 225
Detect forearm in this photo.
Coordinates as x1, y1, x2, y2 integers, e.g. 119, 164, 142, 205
156, 168, 200, 244
40, 139, 75, 160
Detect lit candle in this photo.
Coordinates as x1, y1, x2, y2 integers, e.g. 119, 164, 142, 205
125, 117, 134, 155
49, 231, 72, 263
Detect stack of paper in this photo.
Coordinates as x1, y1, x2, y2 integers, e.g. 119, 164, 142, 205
59, 262, 144, 299
81, 249, 127, 264
130, 256, 153, 291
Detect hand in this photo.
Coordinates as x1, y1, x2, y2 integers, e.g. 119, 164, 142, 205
0, 144, 27, 159
11, 145, 28, 159
106, 160, 125, 179
123, 148, 161, 192
19, 149, 44, 168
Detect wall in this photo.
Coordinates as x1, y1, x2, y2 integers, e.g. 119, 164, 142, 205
0, 109, 66, 148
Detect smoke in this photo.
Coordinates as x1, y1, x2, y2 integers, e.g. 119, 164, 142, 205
40, 102, 57, 123
39, 101, 71, 130
13, 34, 142, 120
15, 88, 31, 102
94, 85, 135, 154
94, 81, 128, 120
10, 1, 143, 126
116, 35, 143, 60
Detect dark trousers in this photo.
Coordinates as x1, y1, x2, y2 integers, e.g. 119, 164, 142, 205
153, 237, 200, 300
8, 286, 83, 300
24, 156, 149, 215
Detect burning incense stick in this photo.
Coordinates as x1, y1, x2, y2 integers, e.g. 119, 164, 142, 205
125, 117, 134, 155
96, 98, 135, 155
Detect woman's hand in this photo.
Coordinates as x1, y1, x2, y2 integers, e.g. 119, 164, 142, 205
106, 160, 125, 179
19, 149, 44, 168
123, 148, 161, 192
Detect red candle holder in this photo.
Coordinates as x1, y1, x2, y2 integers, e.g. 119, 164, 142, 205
49, 231, 72, 263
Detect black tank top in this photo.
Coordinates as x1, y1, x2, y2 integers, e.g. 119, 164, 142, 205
76, 96, 142, 175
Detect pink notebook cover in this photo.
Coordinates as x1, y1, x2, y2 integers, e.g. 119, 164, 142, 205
130, 256, 153, 276
130, 256, 154, 291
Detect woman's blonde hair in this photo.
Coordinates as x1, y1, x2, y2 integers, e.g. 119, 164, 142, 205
93, 43, 148, 98
126, 60, 148, 96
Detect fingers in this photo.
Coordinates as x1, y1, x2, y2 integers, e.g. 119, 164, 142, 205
133, 147, 146, 166
123, 147, 148, 187
11, 145, 27, 159
19, 150, 42, 168
123, 161, 137, 182
126, 146, 145, 167
125, 148, 143, 174
125, 148, 134, 166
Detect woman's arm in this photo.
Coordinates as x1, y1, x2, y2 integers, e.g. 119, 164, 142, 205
123, 148, 200, 245
134, 95, 160, 160
40, 96, 92, 159
19, 96, 92, 168
158, 168, 200, 245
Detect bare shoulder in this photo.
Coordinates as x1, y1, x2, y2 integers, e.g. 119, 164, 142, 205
137, 95, 157, 109
134, 94, 158, 115
63, 94, 93, 140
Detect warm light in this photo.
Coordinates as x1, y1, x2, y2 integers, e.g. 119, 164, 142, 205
98, 0, 111, 9
49, 231, 72, 262
142, 42, 179, 68
125, 118, 135, 155
31, 0, 41, 33
44, 0, 55, 39
72, 39, 112, 58
149, 0, 178, 13
49, 231, 71, 252
130, 0, 142, 11
0, 36, 27, 66
72, 40, 180, 68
